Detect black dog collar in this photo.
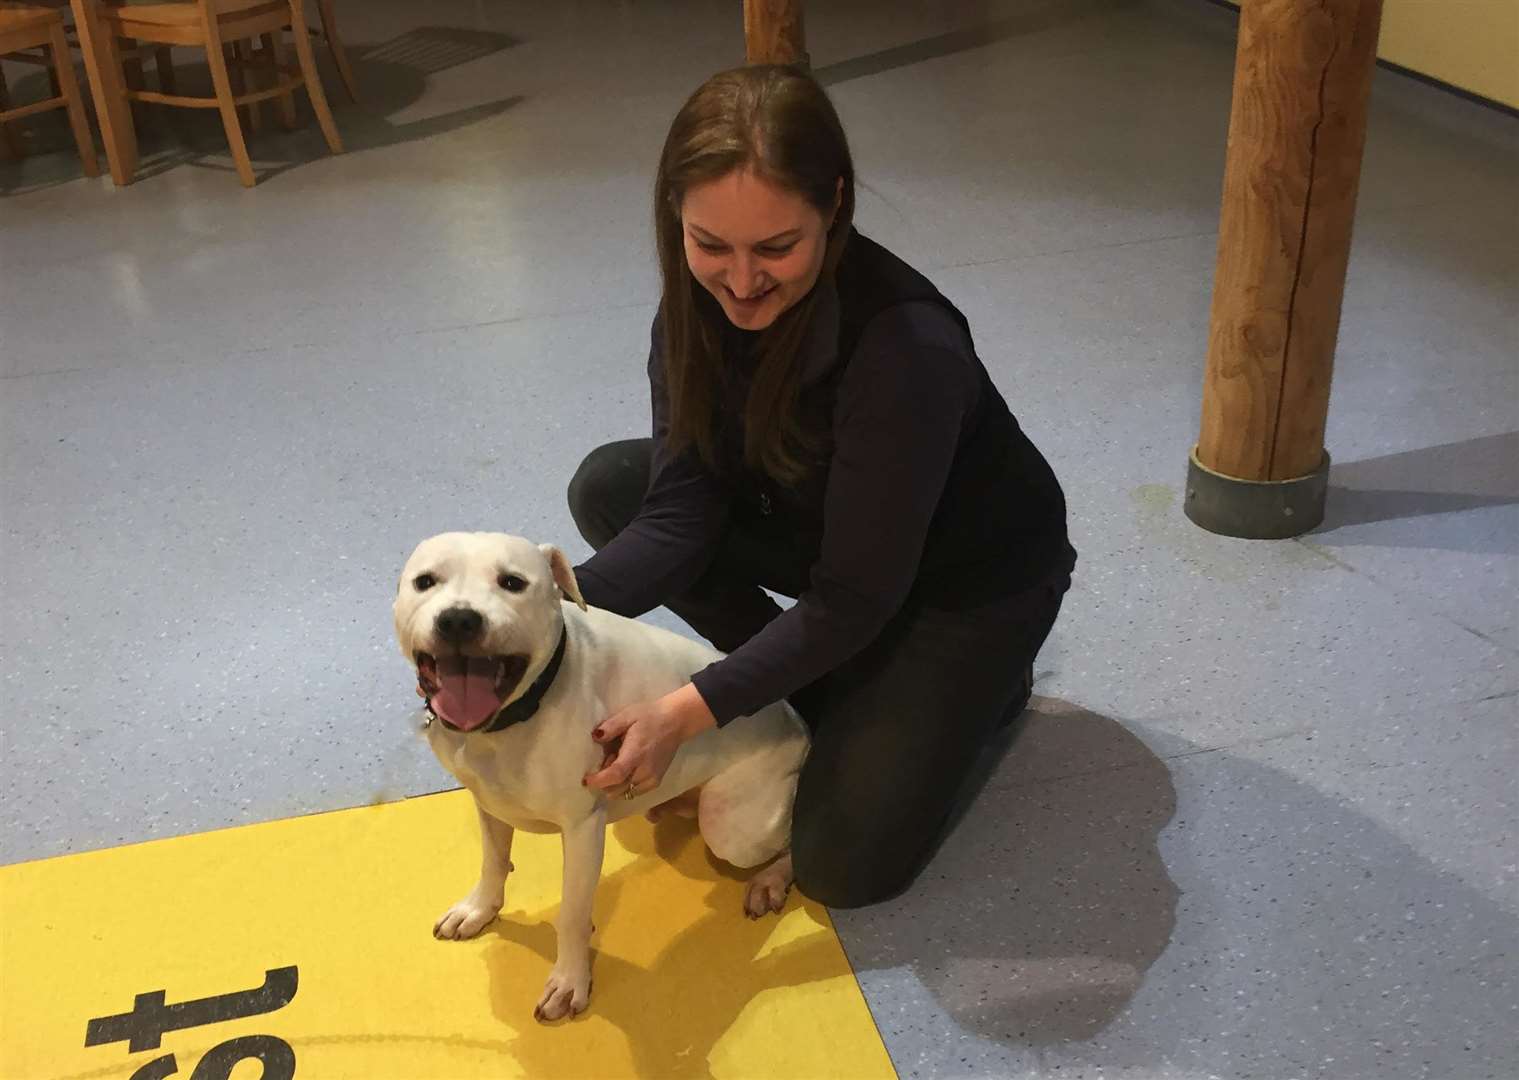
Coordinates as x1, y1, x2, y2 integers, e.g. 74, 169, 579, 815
426, 624, 569, 734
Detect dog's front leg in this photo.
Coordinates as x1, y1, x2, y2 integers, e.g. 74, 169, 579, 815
534, 809, 605, 1021
434, 798, 515, 940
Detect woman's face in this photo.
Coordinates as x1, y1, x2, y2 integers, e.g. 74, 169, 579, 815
680, 167, 837, 331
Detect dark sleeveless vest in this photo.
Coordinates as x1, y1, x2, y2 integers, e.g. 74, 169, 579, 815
712, 228, 1072, 607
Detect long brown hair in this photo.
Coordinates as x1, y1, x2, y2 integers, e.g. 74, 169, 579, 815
653, 64, 856, 486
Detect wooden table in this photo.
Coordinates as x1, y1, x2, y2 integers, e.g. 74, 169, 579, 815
68, 0, 136, 184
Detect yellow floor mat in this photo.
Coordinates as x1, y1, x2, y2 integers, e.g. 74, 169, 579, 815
1, 789, 896, 1079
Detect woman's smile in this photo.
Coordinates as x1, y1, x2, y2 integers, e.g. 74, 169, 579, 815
681, 167, 832, 330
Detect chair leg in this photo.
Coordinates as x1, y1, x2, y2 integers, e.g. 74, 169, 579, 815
77, 1, 139, 185
229, 41, 261, 132
121, 38, 148, 127
49, 23, 101, 177
202, 29, 256, 185
225, 43, 249, 132
318, 0, 358, 103
0, 64, 25, 160
262, 31, 297, 130
288, 0, 342, 154
155, 46, 176, 95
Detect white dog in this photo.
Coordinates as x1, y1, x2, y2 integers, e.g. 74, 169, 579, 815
393, 531, 810, 1021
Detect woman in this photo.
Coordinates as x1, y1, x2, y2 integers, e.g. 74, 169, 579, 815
570, 64, 1075, 908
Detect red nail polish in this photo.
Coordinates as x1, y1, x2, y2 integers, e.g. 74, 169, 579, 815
592, 728, 604, 740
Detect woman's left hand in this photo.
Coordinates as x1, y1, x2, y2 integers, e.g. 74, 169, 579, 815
582, 684, 716, 799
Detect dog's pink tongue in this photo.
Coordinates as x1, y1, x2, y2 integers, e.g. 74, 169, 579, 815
432, 658, 502, 732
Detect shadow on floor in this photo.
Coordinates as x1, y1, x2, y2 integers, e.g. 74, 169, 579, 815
812, 0, 1116, 88
834, 698, 1517, 1076
1314, 431, 1519, 554
836, 699, 1180, 1044
0, 26, 521, 193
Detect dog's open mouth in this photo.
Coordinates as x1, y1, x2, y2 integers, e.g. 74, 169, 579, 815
416, 652, 530, 732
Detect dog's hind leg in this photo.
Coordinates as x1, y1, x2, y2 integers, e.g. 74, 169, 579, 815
698, 726, 806, 917
698, 780, 790, 869
698, 775, 796, 917
698, 729, 803, 866
434, 798, 515, 940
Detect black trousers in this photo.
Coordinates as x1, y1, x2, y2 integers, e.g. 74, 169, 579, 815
568, 439, 1072, 908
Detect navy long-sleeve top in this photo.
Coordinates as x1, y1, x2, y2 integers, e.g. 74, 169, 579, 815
574, 236, 1070, 725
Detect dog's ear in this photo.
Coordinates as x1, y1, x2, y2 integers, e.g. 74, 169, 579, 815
540, 544, 587, 611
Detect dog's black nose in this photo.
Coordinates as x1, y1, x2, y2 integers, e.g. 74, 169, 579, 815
435, 606, 485, 644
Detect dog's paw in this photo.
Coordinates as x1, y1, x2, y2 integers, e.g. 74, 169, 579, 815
743, 853, 794, 919
533, 964, 592, 1022
433, 893, 502, 940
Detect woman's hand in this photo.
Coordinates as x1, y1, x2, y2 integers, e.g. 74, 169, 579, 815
582, 683, 717, 799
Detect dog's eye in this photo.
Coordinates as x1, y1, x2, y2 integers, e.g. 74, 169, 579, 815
498, 573, 527, 593
413, 573, 437, 591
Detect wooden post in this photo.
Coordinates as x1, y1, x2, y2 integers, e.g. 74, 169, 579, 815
744, 0, 807, 67
1186, 0, 1384, 539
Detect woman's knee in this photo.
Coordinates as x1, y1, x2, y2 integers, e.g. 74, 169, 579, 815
789, 805, 926, 909
566, 439, 649, 550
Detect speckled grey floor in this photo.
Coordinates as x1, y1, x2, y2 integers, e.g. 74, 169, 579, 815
2, 1, 1515, 1077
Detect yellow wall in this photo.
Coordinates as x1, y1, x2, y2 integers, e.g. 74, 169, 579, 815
1375, 0, 1519, 108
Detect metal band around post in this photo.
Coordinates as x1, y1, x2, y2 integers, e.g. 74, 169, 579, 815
1184, 446, 1330, 539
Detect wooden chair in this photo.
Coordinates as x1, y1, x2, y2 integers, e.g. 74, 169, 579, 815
0, 4, 100, 176
313, 0, 353, 102
224, 0, 354, 132
98, 0, 342, 187
5, 3, 177, 106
